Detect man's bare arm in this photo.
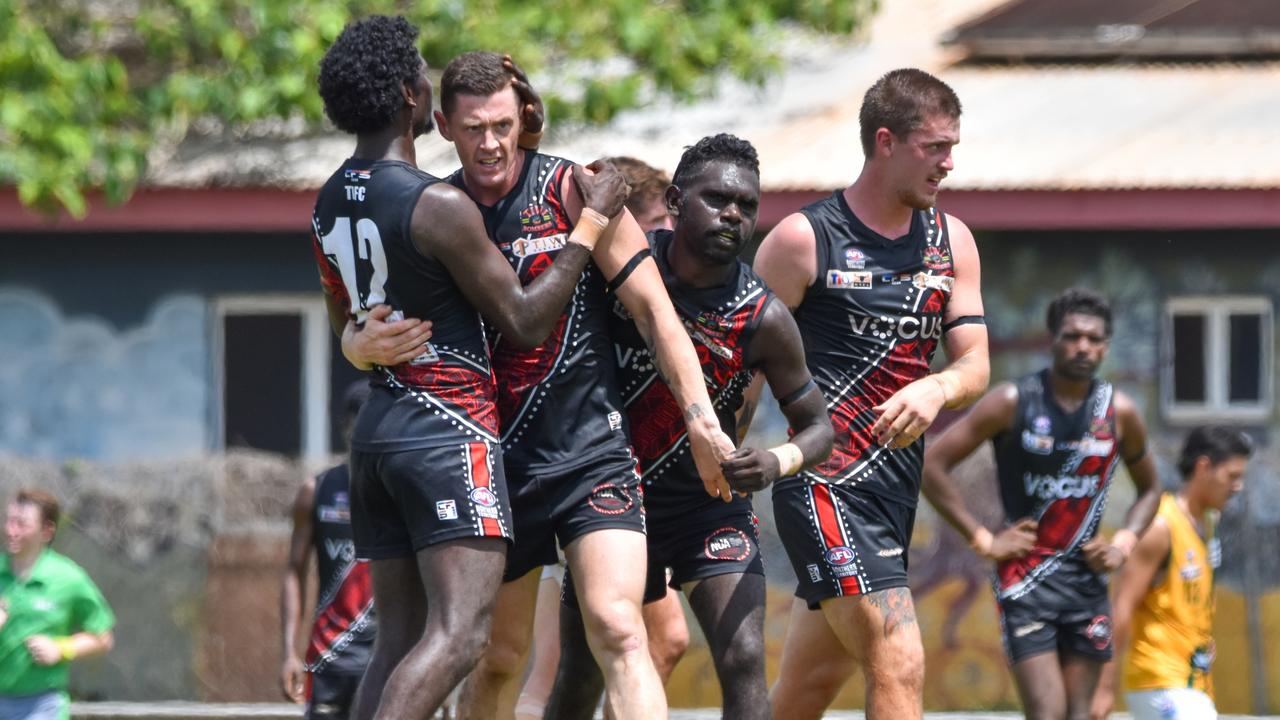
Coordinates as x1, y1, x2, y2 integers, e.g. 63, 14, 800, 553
722, 300, 833, 493
921, 384, 1036, 560
279, 477, 315, 703
422, 163, 625, 349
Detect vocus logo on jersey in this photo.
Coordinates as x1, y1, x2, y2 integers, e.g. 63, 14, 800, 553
848, 314, 942, 341
510, 233, 567, 258
324, 538, 356, 563
1023, 473, 1100, 501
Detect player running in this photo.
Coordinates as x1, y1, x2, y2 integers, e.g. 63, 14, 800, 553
345, 52, 735, 720
280, 383, 374, 719
922, 288, 1162, 720
547, 135, 834, 720
751, 68, 990, 720
1092, 427, 1252, 720
312, 18, 628, 720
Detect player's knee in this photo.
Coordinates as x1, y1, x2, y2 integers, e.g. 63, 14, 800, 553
472, 626, 528, 679
717, 631, 767, 690
866, 635, 924, 691
583, 600, 646, 660
649, 622, 689, 671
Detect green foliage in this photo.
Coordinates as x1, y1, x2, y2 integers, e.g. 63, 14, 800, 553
0, 0, 874, 215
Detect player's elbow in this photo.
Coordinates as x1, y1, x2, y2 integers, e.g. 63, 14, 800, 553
496, 315, 556, 350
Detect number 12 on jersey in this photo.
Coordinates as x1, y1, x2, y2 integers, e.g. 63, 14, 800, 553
319, 216, 389, 323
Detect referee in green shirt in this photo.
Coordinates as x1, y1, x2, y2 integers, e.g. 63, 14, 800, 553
1, 488, 115, 720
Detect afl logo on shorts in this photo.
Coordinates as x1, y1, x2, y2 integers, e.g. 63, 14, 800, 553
470, 487, 498, 508
704, 527, 752, 562
825, 546, 856, 567
1083, 615, 1113, 650
588, 483, 634, 515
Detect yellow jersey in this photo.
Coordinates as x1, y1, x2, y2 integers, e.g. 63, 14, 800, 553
1124, 493, 1218, 694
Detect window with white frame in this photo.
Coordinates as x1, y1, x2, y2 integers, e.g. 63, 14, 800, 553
213, 295, 334, 460
1163, 296, 1273, 422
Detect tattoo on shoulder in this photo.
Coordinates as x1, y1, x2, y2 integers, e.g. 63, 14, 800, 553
865, 587, 917, 638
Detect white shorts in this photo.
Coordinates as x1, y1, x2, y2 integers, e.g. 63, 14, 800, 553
540, 561, 565, 584
1126, 688, 1217, 720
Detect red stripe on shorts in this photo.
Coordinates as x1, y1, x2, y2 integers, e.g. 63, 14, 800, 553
810, 484, 864, 596
469, 442, 502, 537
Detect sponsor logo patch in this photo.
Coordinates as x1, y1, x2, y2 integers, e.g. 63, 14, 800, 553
1032, 415, 1052, 436
470, 487, 498, 508
1021, 430, 1054, 455
1078, 437, 1115, 457
848, 314, 943, 341
1013, 621, 1045, 638
317, 504, 350, 523
876, 546, 904, 558
826, 270, 872, 290
1083, 615, 1113, 650
608, 411, 623, 431
704, 527, 753, 562
511, 233, 568, 258
807, 563, 823, 583
587, 483, 634, 515
1023, 473, 1100, 500
912, 272, 954, 292
436, 499, 458, 520
476, 505, 499, 519
825, 545, 856, 567
845, 248, 866, 269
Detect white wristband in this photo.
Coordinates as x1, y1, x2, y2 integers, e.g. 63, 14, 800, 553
767, 443, 804, 477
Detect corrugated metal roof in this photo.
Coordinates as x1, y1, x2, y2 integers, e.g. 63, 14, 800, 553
146, 0, 1280, 193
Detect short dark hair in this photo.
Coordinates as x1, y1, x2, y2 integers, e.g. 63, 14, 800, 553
606, 157, 670, 215
859, 68, 962, 157
15, 488, 60, 532
671, 134, 760, 189
440, 51, 513, 117
1046, 287, 1113, 337
1177, 426, 1253, 479
318, 15, 423, 135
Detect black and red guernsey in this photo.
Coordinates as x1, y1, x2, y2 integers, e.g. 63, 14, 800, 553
306, 464, 375, 675
312, 158, 499, 451
611, 230, 774, 511
992, 370, 1120, 604
784, 191, 955, 505
447, 152, 630, 471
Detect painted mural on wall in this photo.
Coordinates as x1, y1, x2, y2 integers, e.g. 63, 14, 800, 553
0, 288, 208, 460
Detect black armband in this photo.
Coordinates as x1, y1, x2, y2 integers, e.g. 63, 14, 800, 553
943, 315, 985, 332
775, 378, 818, 408
605, 248, 651, 295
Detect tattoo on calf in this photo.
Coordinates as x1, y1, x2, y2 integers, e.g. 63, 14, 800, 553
866, 587, 917, 638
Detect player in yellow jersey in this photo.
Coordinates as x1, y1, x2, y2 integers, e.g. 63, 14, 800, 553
1091, 426, 1252, 720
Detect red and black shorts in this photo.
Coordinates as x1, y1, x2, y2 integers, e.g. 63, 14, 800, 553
773, 479, 916, 609
349, 440, 512, 560
503, 446, 646, 582
997, 589, 1113, 664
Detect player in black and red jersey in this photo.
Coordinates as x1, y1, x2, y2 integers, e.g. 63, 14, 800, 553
311, 18, 628, 720
750, 69, 990, 720
345, 52, 735, 720
545, 135, 833, 720
280, 382, 374, 720
922, 288, 1160, 720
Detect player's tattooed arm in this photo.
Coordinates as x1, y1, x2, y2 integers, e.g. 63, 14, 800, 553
865, 587, 918, 638
722, 300, 833, 493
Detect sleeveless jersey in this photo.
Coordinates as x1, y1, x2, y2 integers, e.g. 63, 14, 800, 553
991, 369, 1121, 604
447, 152, 629, 472
1125, 493, 1218, 694
306, 464, 375, 675
785, 191, 955, 505
312, 158, 499, 451
612, 230, 774, 511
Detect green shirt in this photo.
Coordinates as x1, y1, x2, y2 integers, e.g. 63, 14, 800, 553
0, 548, 114, 697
